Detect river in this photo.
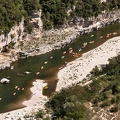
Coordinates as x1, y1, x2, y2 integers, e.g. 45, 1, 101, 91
0, 23, 120, 113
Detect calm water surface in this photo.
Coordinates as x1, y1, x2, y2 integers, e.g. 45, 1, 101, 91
0, 23, 120, 113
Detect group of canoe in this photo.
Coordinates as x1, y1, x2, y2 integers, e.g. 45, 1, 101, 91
82, 31, 118, 49
106, 32, 117, 38
13, 86, 25, 96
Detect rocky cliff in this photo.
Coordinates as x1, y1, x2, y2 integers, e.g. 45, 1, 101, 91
17, 9, 120, 57
0, 9, 120, 67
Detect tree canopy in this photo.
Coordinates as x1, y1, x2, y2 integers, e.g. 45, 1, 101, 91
0, 0, 120, 34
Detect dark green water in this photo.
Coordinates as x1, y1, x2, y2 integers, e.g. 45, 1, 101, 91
0, 23, 120, 113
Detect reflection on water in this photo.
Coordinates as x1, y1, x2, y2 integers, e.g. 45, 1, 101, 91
0, 23, 120, 113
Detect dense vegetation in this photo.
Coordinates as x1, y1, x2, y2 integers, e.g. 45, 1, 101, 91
46, 55, 120, 119
40, 0, 120, 29
0, 0, 40, 35
0, 0, 120, 34
40, 0, 102, 29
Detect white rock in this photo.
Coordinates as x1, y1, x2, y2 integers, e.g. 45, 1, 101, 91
0, 78, 10, 84
24, 71, 30, 75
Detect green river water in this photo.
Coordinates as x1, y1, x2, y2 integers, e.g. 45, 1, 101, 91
0, 23, 120, 113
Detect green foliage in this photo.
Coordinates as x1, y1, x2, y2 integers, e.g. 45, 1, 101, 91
40, 0, 102, 29
35, 109, 45, 119
46, 55, 120, 119
0, 0, 24, 34
8, 41, 15, 49
1, 0, 120, 33
75, 0, 102, 18
0, 0, 40, 35
23, 0, 40, 14
40, 0, 67, 29
40, 0, 120, 29
24, 16, 33, 34
90, 65, 101, 76
47, 87, 91, 119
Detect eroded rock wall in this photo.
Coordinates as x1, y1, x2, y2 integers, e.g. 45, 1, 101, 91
0, 9, 120, 57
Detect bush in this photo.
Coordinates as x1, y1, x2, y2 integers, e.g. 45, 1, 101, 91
35, 109, 45, 119
110, 106, 118, 113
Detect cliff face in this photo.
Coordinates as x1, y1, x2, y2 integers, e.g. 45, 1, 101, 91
0, 19, 24, 52
0, 9, 120, 57
71, 10, 120, 30
0, 10, 43, 53
25, 9, 120, 55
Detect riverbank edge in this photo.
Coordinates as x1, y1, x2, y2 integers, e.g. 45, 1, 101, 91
56, 36, 120, 91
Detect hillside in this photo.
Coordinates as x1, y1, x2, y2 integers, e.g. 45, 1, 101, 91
0, 0, 40, 34
0, 0, 120, 34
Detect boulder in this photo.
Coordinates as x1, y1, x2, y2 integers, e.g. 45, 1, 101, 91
24, 71, 31, 75
0, 78, 10, 84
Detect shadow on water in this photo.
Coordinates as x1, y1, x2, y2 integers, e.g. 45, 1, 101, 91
0, 23, 120, 113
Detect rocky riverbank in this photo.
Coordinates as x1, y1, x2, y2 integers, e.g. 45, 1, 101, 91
56, 36, 120, 91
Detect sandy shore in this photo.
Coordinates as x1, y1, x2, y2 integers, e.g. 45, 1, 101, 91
0, 79, 48, 120
56, 36, 120, 91
22, 79, 48, 107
